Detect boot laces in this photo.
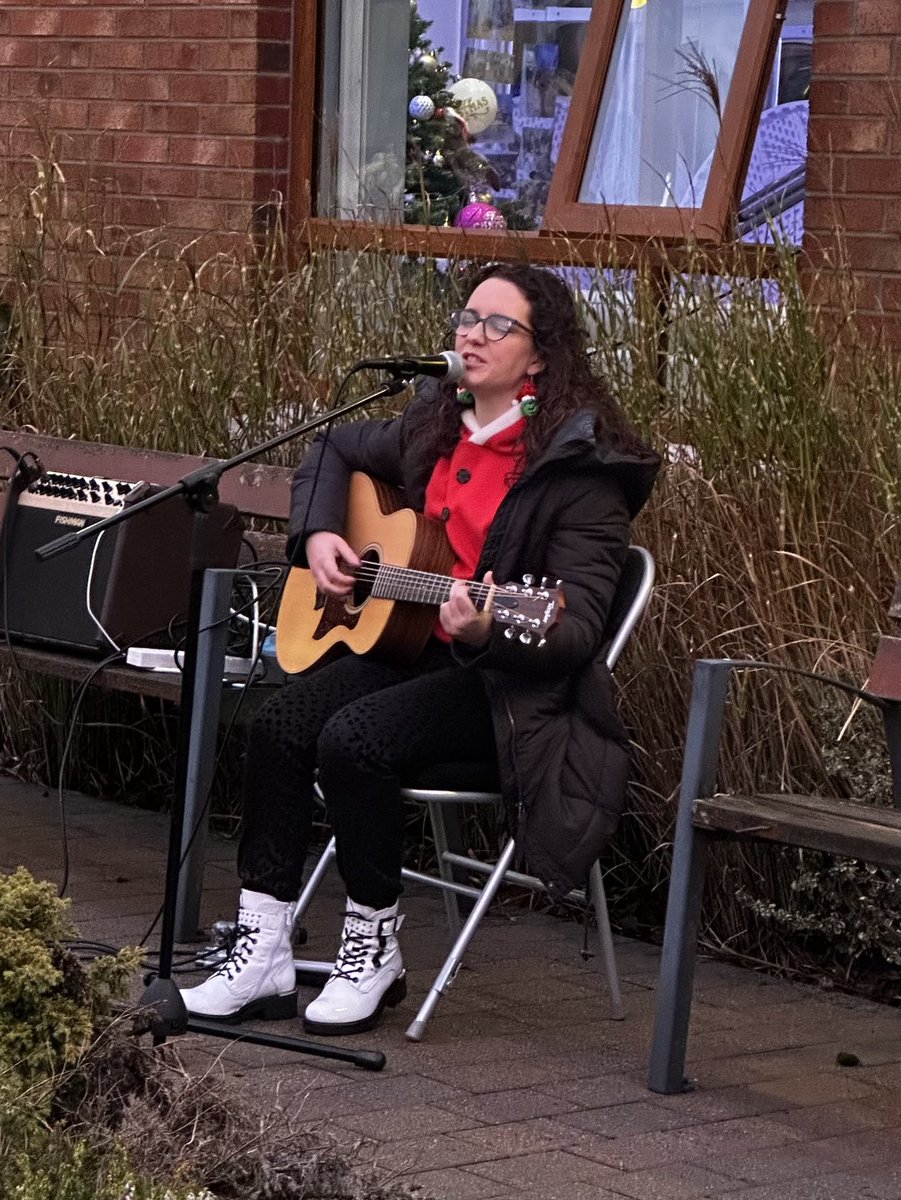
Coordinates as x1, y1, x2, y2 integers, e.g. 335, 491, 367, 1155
330, 913, 392, 984
216, 922, 259, 981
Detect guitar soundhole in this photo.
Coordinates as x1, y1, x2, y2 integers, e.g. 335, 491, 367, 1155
350, 547, 380, 610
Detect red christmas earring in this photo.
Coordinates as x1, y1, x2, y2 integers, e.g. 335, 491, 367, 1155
517, 377, 538, 417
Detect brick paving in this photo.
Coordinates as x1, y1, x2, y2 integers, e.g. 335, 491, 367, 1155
4, 777, 901, 1200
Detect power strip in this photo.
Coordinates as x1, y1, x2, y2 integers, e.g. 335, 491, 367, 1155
126, 646, 260, 679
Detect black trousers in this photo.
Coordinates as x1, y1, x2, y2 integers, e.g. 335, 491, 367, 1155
237, 640, 496, 910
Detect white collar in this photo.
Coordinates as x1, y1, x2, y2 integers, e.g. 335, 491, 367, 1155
461, 400, 524, 446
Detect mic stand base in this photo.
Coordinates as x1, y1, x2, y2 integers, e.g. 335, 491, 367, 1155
140, 975, 386, 1071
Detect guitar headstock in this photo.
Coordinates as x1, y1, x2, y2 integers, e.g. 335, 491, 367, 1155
491, 575, 563, 646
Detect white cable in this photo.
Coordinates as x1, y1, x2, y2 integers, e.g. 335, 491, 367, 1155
85, 529, 121, 652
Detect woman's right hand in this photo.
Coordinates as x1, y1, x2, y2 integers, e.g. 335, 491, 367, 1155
305, 531, 361, 597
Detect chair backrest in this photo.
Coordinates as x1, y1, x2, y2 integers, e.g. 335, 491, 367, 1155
602, 545, 655, 672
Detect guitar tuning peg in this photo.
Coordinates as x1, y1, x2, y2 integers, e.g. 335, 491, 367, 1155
519, 631, 533, 645
555, 579, 563, 587
504, 627, 516, 640
537, 637, 546, 648
521, 573, 534, 587
540, 576, 549, 587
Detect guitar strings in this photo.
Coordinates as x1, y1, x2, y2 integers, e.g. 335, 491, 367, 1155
345, 560, 498, 602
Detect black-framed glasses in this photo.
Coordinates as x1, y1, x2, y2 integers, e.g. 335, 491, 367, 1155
450, 309, 534, 342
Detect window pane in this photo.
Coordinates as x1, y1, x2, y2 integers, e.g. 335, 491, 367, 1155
317, 0, 596, 230
739, 0, 811, 246
579, 0, 753, 209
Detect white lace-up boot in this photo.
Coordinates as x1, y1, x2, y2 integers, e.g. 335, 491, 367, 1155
303, 898, 406, 1035
180, 889, 297, 1023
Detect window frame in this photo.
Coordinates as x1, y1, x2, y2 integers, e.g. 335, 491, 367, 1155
289, 0, 786, 262
544, 0, 785, 240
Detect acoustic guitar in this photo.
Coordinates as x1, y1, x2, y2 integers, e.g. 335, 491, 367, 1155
275, 472, 563, 674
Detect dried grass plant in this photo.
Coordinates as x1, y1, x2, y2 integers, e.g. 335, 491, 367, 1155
3, 152, 901, 983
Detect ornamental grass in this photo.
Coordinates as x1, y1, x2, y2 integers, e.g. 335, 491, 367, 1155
2, 154, 901, 992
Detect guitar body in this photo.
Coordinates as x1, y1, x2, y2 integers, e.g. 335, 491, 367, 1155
276, 473, 456, 674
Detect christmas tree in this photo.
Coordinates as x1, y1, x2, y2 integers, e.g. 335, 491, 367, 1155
405, 3, 507, 227
405, 5, 461, 225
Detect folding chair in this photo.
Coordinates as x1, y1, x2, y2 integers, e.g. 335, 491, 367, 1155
294, 545, 655, 1040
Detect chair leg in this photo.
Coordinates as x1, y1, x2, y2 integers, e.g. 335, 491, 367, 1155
428, 800, 464, 938
289, 837, 338, 985
293, 836, 336, 922
588, 861, 624, 1020
406, 837, 517, 1041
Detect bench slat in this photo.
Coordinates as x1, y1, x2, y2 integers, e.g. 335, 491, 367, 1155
693, 792, 901, 868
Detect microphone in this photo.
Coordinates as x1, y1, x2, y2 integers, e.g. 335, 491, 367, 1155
356, 350, 465, 382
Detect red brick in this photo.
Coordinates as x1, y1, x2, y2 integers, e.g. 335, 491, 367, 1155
116, 134, 170, 163
229, 9, 258, 39
0, 41, 43, 68
815, 1, 855, 36
168, 136, 231, 167
12, 10, 66, 37
882, 199, 901, 231
809, 79, 848, 114
813, 38, 892, 74
810, 115, 889, 153
256, 74, 291, 105
256, 9, 292, 40
255, 106, 290, 138
844, 234, 901, 272
170, 74, 228, 104
49, 99, 91, 128
172, 9, 231, 39
90, 42, 144, 70
116, 9, 172, 39
143, 42, 202, 71
855, 1, 901, 35
196, 168, 253, 201
882, 278, 901, 312
63, 72, 116, 100
837, 195, 889, 232
142, 165, 198, 198
115, 73, 170, 102
87, 101, 143, 131
849, 155, 901, 194
199, 41, 255, 71
145, 104, 201, 134
59, 10, 118, 37
842, 78, 895, 115
203, 105, 255, 136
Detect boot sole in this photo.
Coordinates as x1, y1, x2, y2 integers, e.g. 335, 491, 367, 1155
188, 988, 298, 1024
302, 972, 407, 1037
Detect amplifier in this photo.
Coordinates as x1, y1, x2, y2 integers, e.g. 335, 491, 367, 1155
0, 470, 245, 653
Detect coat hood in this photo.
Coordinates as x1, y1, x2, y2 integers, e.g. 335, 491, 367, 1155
526, 409, 661, 521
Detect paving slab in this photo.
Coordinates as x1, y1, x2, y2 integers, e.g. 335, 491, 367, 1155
4, 779, 901, 1199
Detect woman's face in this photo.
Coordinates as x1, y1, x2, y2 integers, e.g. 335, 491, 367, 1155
455, 278, 544, 401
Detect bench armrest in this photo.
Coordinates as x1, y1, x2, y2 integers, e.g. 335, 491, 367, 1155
678, 659, 899, 830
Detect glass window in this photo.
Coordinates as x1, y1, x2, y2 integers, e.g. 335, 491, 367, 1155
738, 0, 812, 246
317, 0, 597, 230
580, 0, 753, 210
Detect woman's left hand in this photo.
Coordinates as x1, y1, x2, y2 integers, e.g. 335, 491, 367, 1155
440, 572, 495, 647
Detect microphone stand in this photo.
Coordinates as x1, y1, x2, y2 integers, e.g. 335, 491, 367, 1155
36, 375, 410, 1072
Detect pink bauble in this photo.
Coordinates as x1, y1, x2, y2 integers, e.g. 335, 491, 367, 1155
454, 202, 507, 230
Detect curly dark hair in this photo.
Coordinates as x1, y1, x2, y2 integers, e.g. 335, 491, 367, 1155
409, 263, 645, 474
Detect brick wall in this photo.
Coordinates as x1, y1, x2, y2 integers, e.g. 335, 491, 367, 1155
0, 1, 293, 239
807, 0, 901, 345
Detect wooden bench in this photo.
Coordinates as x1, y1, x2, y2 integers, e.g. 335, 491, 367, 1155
648, 652, 901, 1095
0, 430, 295, 938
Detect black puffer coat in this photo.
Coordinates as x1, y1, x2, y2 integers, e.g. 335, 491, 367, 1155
287, 386, 660, 895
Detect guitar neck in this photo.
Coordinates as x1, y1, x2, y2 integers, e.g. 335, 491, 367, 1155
366, 563, 490, 609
